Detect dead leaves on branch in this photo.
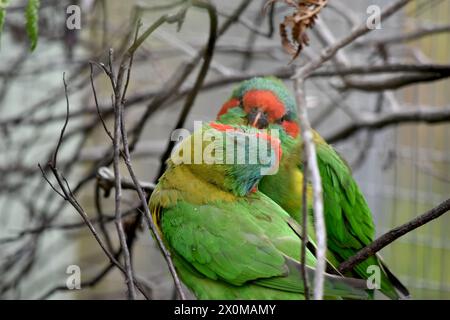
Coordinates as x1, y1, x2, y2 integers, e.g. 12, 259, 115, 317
265, 0, 328, 61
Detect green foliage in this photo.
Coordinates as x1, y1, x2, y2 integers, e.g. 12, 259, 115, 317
0, 0, 10, 39
0, 0, 40, 50
25, 0, 40, 51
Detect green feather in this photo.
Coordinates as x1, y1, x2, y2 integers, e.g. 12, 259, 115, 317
149, 123, 369, 300
217, 76, 410, 299
0, 0, 10, 43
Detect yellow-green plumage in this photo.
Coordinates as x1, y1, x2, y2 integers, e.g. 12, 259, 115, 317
216, 77, 409, 299
149, 123, 369, 299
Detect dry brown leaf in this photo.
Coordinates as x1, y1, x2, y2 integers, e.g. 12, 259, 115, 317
266, 0, 328, 61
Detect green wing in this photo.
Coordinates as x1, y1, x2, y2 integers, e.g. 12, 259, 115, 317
315, 141, 408, 299
158, 191, 368, 299
316, 142, 375, 249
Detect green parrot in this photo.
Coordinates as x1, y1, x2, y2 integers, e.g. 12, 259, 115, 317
216, 77, 409, 299
149, 122, 369, 300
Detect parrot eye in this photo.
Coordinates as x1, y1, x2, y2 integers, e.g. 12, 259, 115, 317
276, 115, 287, 124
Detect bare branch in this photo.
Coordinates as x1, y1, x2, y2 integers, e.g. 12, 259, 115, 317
97, 167, 155, 194
294, 77, 326, 300
339, 198, 450, 273
155, 0, 218, 179
357, 24, 450, 47
39, 76, 146, 299
294, 0, 413, 78
300, 154, 310, 299
51, 73, 70, 167
340, 72, 450, 92
326, 106, 450, 143
111, 47, 137, 299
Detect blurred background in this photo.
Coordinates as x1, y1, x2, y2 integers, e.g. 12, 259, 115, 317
0, 0, 449, 299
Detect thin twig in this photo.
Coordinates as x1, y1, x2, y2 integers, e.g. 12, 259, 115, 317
356, 24, 450, 47
38, 77, 147, 299
325, 106, 450, 143
113, 19, 188, 295
120, 113, 187, 299
300, 156, 310, 299
155, 0, 218, 179
90, 63, 113, 140
95, 174, 115, 254
294, 77, 326, 300
128, 0, 252, 152
293, 0, 413, 78
340, 72, 450, 92
111, 48, 137, 299
339, 198, 450, 273
7, 62, 450, 129
97, 167, 155, 194
52, 73, 70, 166
114, 14, 188, 300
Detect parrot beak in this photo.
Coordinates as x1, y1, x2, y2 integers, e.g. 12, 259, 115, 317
247, 109, 268, 129
252, 112, 262, 127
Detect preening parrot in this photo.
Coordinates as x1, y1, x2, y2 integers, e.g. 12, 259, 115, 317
216, 77, 409, 299
149, 122, 369, 300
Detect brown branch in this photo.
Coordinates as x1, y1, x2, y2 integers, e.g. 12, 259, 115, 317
6, 62, 450, 130
357, 24, 450, 47
1, 5, 255, 298
96, 167, 155, 195
119, 109, 187, 299
128, 0, 252, 152
51, 73, 71, 166
309, 64, 450, 77
115, 20, 190, 296
155, 0, 218, 179
326, 106, 450, 143
89, 7, 205, 298
339, 198, 450, 273
110, 48, 137, 299
39, 75, 147, 299
339, 72, 450, 92
95, 176, 115, 254
89, 63, 114, 140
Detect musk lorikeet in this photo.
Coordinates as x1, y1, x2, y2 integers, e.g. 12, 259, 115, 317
149, 122, 369, 300
216, 77, 409, 300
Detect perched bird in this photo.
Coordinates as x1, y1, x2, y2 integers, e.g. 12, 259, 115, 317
149, 122, 369, 300
216, 77, 409, 299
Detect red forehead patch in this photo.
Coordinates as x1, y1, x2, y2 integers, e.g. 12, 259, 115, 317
209, 122, 282, 162
209, 122, 235, 132
217, 98, 240, 119
242, 90, 285, 122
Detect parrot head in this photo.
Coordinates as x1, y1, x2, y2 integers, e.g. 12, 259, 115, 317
170, 122, 282, 197
217, 77, 300, 138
